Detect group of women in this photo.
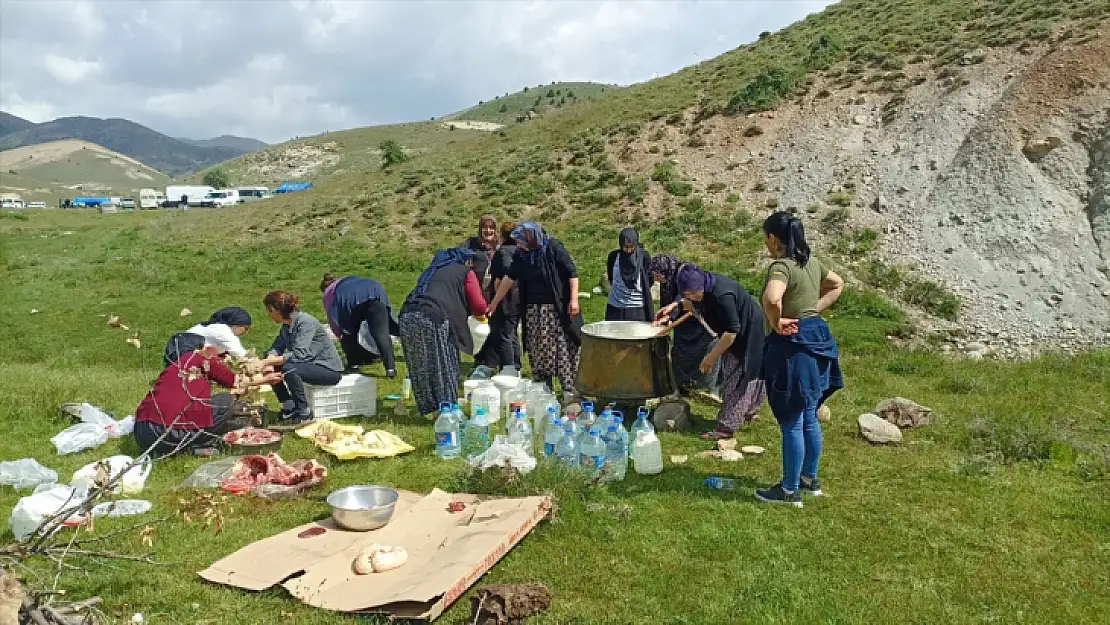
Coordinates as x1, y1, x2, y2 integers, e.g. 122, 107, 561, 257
133, 211, 844, 506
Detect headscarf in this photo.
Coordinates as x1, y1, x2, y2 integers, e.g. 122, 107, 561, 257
675, 263, 717, 296
477, 215, 498, 250
649, 254, 681, 304
410, 248, 476, 301
163, 332, 205, 367
511, 222, 548, 264
617, 227, 645, 290
202, 306, 252, 328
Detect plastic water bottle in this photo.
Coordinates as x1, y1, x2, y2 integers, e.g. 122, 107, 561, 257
454, 402, 469, 450
631, 407, 654, 440
611, 411, 629, 453
565, 413, 580, 443
632, 429, 664, 475
704, 476, 736, 490
603, 422, 627, 481
578, 427, 606, 476
434, 404, 460, 459
555, 426, 579, 467
543, 410, 563, 457
579, 402, 597, 439
402, 376, 412, 400
464, 408, 492, 459
509, 410, 534, 457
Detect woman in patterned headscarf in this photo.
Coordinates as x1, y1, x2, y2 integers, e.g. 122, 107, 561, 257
486, 222, 582, 397
650, 254, 718, 394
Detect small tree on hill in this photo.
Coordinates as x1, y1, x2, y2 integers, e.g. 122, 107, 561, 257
379, 140, 409, 169
499, 103, 509, 113
203, 168, 230, 188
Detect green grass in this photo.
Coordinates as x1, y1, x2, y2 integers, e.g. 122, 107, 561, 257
444, 82, 615, 125
2, 209, 1108, 624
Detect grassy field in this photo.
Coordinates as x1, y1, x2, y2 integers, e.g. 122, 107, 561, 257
444, 82, 616, 125
2, 209, 1108, 624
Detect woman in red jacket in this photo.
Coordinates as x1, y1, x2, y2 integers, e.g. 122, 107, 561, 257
134, 341, 282, 456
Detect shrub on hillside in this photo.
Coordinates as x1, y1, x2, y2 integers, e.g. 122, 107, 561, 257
726, 66, 800, 115
379, 140, 409, 169
203, 168, 230, 188
806, 32, 845, 70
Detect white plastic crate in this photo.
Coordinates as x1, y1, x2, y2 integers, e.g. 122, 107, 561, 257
306, 375, 376, 420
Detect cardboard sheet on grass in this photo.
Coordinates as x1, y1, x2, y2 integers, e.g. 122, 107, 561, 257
295, 420, 415, 460
199, 488, 552, 620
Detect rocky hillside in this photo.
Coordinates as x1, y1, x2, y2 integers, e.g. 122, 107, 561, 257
168, 0, 1110, 357
0, 116, 258, 175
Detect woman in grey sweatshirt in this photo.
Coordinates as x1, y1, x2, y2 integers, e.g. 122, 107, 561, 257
258, 290, 343, 422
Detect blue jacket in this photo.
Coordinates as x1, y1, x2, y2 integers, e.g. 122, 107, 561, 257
761, 317, 843, 418
331, 277, 400, 336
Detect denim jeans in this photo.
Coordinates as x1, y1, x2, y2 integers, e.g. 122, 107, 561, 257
777, 400, 822, 492
273, 362, 342, 414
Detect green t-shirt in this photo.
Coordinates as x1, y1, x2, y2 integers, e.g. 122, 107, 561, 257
764, 257, 828, 328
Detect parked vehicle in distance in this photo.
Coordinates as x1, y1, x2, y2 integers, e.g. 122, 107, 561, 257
0, 193, 25, 209
237, 186, 271, 203
200, 189, 239, 207
26, 201, 47, 209
139, 188, 167, 209
165, 186, 215, 208
120, 198, 136, 210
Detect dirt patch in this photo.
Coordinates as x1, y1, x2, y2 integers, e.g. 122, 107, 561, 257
0, 139, 154, 171
470, 583, 552, 624
441, 120, 504, 131
234, 141, 342, 181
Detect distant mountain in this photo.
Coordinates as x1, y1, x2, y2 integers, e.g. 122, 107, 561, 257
176, 134, 268, 152
0, 116, 248, 175
0, 111, 35, 137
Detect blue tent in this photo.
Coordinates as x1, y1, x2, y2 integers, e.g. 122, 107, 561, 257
71, 197, 111, 207
273, 181, 313, 194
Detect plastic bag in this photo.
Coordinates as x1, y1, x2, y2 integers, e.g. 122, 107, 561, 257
78, 402, 133, 438
91, 499, 152, 518
467, 436, 537, 474
8, 484, 88, 542
179, 458, 240, 489
0, 459, 59, 490
52, 422, 110, 455
72, 455, 152, 495
357, 321, 381, 356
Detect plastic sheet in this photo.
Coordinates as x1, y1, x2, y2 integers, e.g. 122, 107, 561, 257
0, 458, 58, 490
52, 422, 110, 455
8, 484, 89, 542
467, 436, 537, 474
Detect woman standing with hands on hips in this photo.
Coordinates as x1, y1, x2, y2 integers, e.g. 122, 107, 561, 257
486, 222, 582, 397
655, 263, 766, 439
755, 212, 844, 508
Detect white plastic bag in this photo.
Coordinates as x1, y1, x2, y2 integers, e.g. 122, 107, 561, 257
9, 484, 88, 542
52, 423, 110, 455
78, 402, 133, 439
467, 436, 537, 474
0, 459, 59, 490
357, 321, 381, 356
91, 499, 152, 518
71, 455, 152, 495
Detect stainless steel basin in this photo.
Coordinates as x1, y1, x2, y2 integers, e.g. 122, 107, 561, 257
326, 485, 399, 531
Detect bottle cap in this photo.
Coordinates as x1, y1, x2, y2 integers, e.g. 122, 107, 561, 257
475, 408, 485, 416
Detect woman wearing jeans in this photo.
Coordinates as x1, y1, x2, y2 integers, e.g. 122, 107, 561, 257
257, 290, 344, 423
756, 212, 845, 508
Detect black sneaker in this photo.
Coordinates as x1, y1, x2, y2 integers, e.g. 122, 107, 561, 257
799, 477, 823, 497
754, 484, 803, 508
386, 369, 397, 379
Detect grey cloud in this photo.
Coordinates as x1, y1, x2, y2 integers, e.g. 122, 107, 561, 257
0, 0, 834, 143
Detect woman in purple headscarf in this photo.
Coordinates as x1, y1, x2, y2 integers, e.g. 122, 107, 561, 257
487, 222, 582, 397
655, 262, 766, 439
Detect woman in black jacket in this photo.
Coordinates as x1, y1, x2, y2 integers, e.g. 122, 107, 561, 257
486, 222, 581, 396
603, 227, 654, 322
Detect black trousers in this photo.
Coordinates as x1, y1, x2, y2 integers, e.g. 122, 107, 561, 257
475, 308, 522, 369
273, 362, 342, 413
134, 393, 235, 457
340, 299, 396, 370
605, 304, 649, 322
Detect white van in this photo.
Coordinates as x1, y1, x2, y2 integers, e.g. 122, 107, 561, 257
201, 189, 239, 207
139, 188, 167, 209
237, 186, 271, 203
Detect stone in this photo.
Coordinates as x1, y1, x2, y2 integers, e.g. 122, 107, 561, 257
874, 397, 934, 428
858, 413, 902, 444
697, 449, 743, 462
853, 114, 869, 126
1022, 137, 1062, 163
871, 195, 887, 213
670, 455, 688, 464
652, 399, 692, 432
716, 438, 738, 452
817, 405, 831, 423
741, 445, 765, 456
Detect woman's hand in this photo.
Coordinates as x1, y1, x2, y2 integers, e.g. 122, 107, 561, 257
653, 302, 678, 326
262, 372, 284, 385
698, 354, 717, 375
568, 299, 581, 318
776, 318, 800, 335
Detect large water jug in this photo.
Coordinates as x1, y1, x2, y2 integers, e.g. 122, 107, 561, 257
505, 383, 528, 422
578, 402, 598, 444
631, 407, 655, 445
603, 422, 628, 481
453, 402, 469, 450
508, 411, 534, 457
632, 429, 663, 475
579, 427, 606, 476
471, 380, 501, 422
468, 316, 490, 353
491, 375, 521, 419
526, 382, 549, 415
464, 408, 492, 460
434, 404, 460, 459
555, 426, 579, 468
543, 411, 564, 457
536, 394, 559, 434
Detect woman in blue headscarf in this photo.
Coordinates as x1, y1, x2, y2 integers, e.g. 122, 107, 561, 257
486, 222, 582, 397
655, 262, 767, 440
399, 248, 489, 416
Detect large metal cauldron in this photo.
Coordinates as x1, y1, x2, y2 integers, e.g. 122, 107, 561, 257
576, 321, 676, 400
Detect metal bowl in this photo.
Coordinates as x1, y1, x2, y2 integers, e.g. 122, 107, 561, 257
326, 486, 399, 531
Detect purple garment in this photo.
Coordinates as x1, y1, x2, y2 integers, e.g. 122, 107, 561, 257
323, 280, 341, 336
675, 263, 717, 295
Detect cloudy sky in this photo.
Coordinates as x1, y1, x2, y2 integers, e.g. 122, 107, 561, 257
0, 0, 833, 144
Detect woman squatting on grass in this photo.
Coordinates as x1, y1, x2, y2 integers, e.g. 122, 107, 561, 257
755, 212, 845, 508
256, 290, 344, 423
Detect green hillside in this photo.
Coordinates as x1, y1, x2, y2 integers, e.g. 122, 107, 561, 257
444, 81, 616, 124
0, 140, 169, 205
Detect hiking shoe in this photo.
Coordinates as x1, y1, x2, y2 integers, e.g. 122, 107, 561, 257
799, 477, 823, 497
470, 365, 494, 380
386, 369, 397, 379
754, 484, 803, 508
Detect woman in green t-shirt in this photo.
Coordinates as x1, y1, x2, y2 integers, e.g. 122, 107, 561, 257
755, 212, 845, 508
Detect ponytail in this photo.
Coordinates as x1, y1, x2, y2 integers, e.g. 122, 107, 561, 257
763, 211, 811, 267
320, 272, 338, 292
263, 290, 299, 319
